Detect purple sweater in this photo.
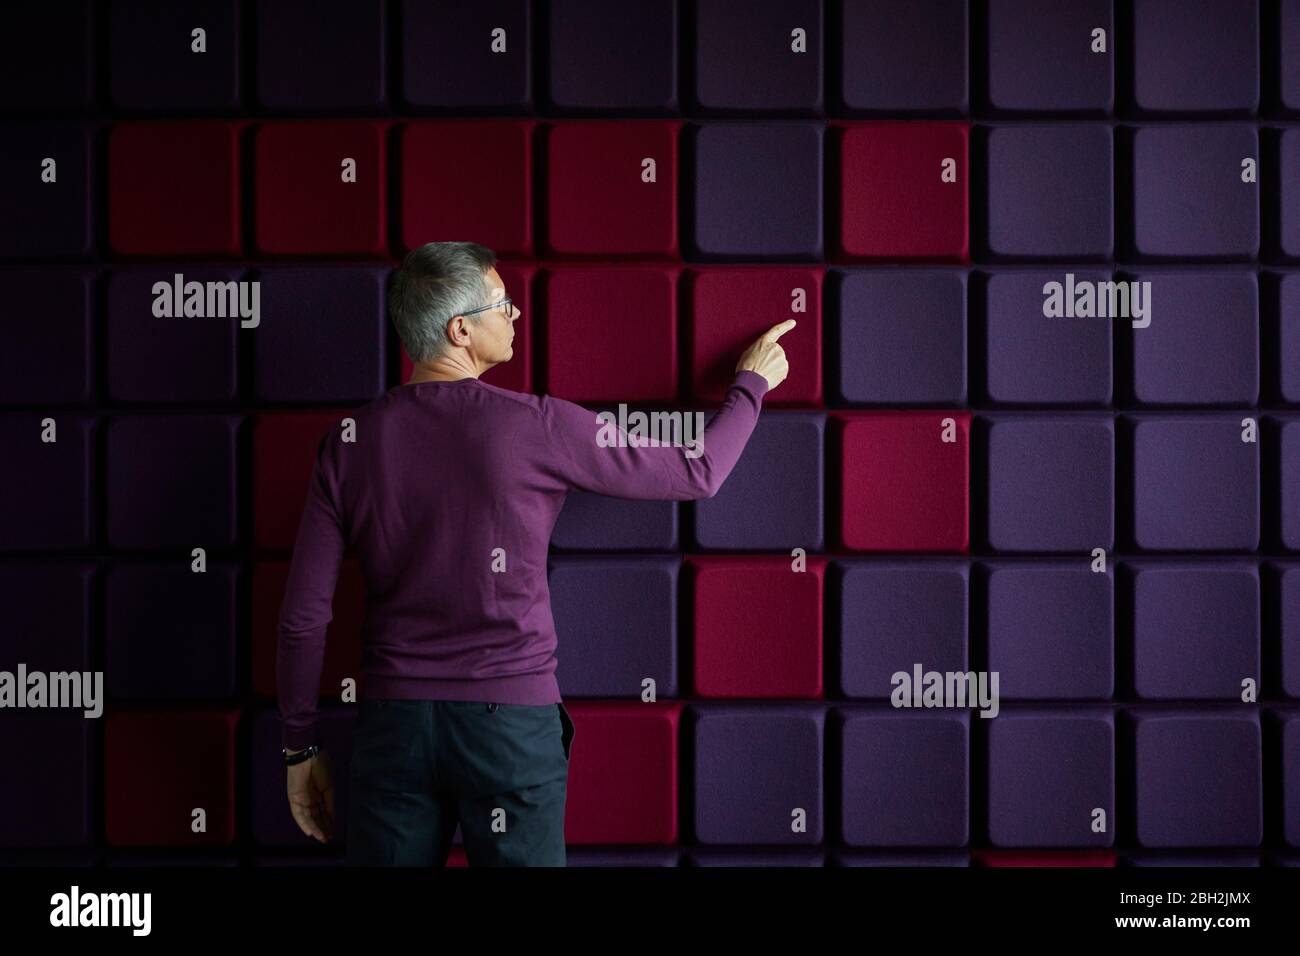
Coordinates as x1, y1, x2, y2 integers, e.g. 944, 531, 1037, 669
277, 369, 770, 749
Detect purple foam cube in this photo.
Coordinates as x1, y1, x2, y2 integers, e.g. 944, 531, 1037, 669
256, 0, 385, 110
836, 707, 969, 847
252, 267, 388, 403
836, 0, 967, 113
0, 123, 92, 258
108, 267, 241, 402
1126, 269, 1258, 405
0, 3, 94, 111
0, 269, 95, 404
0, 413, 95, 550
0, 715, 90, 846
981, 124, 1113, 259
110, 0, 240, 109
694, 412, 824, 550
1129, 562, 1260, 700
1132, 0, 1258, 114
105, 564, 238, 699
691, 703, 824, 845
106, 415, 241, 549
1127, 415, 1260, 551
693, 0, 822, 113
985, 708, 1115, 847
689, 123, 823, 259
981, 270, 1112, 404
548, 556, 678, 697
1129, 125, 1259, 259
1131, 710, 1262, 848
834, 269, 967, 405
547, 0, 678, 111
836, 560, 968, 699
983, 415, 1114, 552
401, 0, 532, 109
984, 0, 1113, 113
983, 561, 1113, 699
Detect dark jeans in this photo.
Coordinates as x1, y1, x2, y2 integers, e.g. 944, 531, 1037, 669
346, 698, 576, 867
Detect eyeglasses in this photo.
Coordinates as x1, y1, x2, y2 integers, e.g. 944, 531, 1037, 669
461, 297, 515, 319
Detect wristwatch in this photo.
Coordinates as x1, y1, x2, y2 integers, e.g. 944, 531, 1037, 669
283, 744, 320, 766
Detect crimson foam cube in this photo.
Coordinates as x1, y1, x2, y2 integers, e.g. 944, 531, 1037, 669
544, 120, 680, 256
563, 701, 681, 844
543, 265, 678, 402
836, 411, 970, 551
687, 555, 824, 698
253, 121, 387, 256
109, 122, 240, 256
836, 122, 969, 260
400, 120, 534, 256
105, 709, 239, 846
687, 266, 823, 405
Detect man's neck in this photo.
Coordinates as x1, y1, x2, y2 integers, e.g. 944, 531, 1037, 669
408, 358, 482, 384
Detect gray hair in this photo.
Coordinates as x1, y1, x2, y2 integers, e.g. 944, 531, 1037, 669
389, 241, 497, 364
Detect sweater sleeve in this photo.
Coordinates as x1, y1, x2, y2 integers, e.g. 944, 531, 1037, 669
276, 430, 346, 751
540, 369, 770, 500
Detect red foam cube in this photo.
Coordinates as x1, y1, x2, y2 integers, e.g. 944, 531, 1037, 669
400, 120, 534, 256
688, 555, 825, 697
688, 266, 823, 406
109, 122, 241, 256
837, 122, 969, 261
837, 411, 970, 551
543, 265, 679, 402
545, 120, 680, 257
563, 701, 682, 844
105, 708, 239, 846
254, 121, 387, 256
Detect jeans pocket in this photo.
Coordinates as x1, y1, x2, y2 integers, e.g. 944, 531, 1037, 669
557, 702, 575, 762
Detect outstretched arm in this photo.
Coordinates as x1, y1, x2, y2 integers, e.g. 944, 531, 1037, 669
542, 319, 795, 500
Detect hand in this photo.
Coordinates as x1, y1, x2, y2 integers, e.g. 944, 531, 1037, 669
287, 750, 336, 843
735, 319, 796, 391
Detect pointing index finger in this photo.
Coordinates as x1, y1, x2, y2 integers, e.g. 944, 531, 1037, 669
762, 318, 798, 343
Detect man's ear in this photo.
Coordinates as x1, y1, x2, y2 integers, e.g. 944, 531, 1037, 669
447, 314, 466, 345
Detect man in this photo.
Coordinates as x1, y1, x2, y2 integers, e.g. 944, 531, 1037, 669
278, 241, 793, 866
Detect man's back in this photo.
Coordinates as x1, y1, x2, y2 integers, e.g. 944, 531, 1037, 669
276, 371, 770, 751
